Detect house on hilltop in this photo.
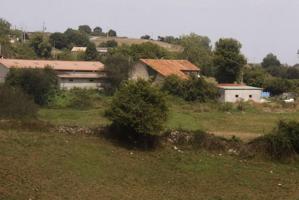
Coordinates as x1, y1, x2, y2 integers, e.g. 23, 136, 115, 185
0, 59, 106, 90
130, 59, 200, 83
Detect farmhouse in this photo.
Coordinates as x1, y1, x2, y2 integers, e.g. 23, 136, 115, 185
0, 59, 106, 90
218, 84, 263, 103
130, 59, 200, 83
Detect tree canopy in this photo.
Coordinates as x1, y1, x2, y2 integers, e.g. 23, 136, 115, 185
213, 38, 247, 83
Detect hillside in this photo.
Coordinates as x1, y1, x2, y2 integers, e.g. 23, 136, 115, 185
1, 129, 299, 200
90, 36, 183, 52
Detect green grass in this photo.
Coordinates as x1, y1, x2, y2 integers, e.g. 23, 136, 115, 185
1, 130, 299, 200
39, 97, 299, 138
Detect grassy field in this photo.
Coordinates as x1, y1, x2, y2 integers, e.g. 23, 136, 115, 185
39, 97, 299, 140
1, 129, 299, 200
90, 36, 183, 52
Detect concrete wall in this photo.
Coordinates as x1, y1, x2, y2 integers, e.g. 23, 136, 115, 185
0, 64, 9, 83
220, 89, 262, 103
130, 63, 151, 81
130, 62, 165, 84
59, 78, 103, 90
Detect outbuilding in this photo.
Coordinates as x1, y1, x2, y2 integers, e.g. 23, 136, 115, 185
130, 59, 200, 84
0, 59, 106, 90
218, 84, 263, 103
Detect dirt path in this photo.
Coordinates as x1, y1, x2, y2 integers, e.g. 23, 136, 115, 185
209, 131, 262, 142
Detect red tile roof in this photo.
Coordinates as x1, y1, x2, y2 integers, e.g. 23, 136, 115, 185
140, 59, 200, 79
0, 59, 104, 72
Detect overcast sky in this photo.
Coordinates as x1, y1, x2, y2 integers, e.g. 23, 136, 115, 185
1, 0, 299, 65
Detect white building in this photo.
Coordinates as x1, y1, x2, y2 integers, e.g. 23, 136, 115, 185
218, 84, 263, 103
0, 59, 106, 90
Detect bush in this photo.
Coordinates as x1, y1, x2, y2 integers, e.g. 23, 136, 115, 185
105, 80, 168, 136
49, 89, 95, 109
162, 75, 219, 102
0, 85, 38, 119
68, 89, 93, 110
5, 67, 59, 106
250, 120, 299, 161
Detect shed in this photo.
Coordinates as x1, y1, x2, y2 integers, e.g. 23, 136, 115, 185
218, 84, 263, 103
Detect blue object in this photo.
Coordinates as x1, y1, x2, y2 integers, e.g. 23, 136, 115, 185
262, 92, 270, 98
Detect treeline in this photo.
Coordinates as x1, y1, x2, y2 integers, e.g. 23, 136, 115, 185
1, 18, 299, 96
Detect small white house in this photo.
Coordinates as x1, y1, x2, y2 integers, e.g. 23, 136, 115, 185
218, 84, 263, 103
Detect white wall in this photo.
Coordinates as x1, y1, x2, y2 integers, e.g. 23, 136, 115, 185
220, 89, 262, 103
59, 78, 103, 90
130, 63, 150, 80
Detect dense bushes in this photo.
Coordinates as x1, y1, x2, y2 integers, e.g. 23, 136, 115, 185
5, 67, 58, 105
0, 85, 38, 119
105, 80, 168, 136
49, 89, 95, 109
162, 75, 219, 102
251, 121, 299, 160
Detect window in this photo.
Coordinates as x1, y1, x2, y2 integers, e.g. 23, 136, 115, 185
89, 79, 94, 82
249, 95, 253, 98
235, 95, 239, 98
69, 79, 74, 82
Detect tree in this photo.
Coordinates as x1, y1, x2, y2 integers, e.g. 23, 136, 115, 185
12, 43, 37, 59
78, 25, 92, 34
262, 53, 281, 69
213, 38, 247, 83
0, 18, 12, 57
49, 32, 68, 49
104, 54, 132, 92
243, 66, 270, 87
141, 35, 151, 40
84, 42, 98, 61
29, 33, 52, 58
178, 33, 213, 76
5, 67, 59, 105
162, 75, 219, 102
264, 78, 293, 96
105, 80, 168, 136
108, 29, 117, 37
287, 67, 299, 79
64, 28, 89, 47
93, 27, 102, 35
0, 18, 10, 37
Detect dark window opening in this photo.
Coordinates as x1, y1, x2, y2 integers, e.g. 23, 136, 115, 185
235, 95, 239, 98
249, 95, 253, 98
89, 79, 94, 82
69, 79, 74, 82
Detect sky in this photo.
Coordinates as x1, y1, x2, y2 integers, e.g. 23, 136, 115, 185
1, 0, 299, 65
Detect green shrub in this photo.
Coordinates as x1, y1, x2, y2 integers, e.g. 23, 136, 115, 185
48, 89, 100, 109
162, 75, 219, 102
68, 89, 93, 110
218, 103, 234, 112
0, 85, 38, 119
5, 67, 59, 106
105, 80, 168, 136
251, 120, 299, 160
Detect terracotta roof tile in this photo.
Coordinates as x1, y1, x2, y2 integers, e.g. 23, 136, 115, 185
0, 59, 104, 71
140, 59, 199, 79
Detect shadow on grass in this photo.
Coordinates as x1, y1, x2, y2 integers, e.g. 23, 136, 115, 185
99, 124, 161, 151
